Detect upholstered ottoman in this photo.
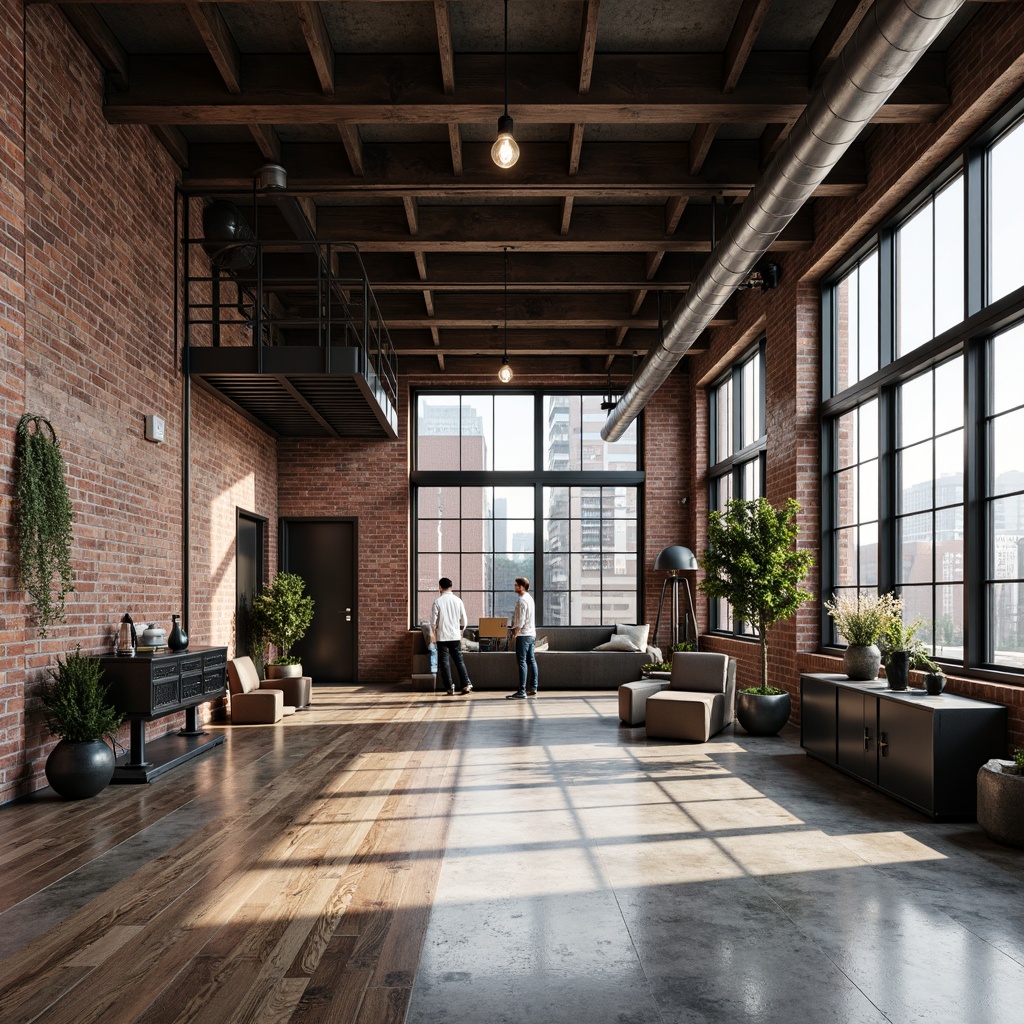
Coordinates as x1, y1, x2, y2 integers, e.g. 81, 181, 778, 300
230, 687, 286, 724
273, 674, 312, 709
618, 678, 670, 725
645, 691, 726, 742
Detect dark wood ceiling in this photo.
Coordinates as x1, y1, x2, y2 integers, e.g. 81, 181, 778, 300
48, 0, 978, 376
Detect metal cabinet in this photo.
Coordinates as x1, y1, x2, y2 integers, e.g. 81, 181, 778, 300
800, 673, 1007, 820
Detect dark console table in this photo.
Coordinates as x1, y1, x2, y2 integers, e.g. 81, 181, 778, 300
100, 646, 227, 783
800, 673, 1006, 820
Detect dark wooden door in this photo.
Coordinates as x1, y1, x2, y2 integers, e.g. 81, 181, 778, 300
281, 518, 357, 684
236, 511, 265, 659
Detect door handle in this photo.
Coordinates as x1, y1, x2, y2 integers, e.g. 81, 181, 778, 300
863, 727, 872, 751
878, 732, 889, 756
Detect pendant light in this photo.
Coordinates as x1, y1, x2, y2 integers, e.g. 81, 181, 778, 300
498, 247, 513, 382
491, 0, 520, 169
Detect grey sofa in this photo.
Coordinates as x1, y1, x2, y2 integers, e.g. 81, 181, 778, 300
410, 626, 651, 691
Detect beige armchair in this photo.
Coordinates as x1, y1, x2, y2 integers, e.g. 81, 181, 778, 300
643, 652, 737, 742
227, 657, 304, 724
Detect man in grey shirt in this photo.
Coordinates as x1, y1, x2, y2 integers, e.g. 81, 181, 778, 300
430, 577, 473, 696
506, 576, 538, 699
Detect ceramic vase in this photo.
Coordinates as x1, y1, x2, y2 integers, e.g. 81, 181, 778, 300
885, 650, 911, 691
735, 690, 791, 736
168, 614, 189, 651
843, 643, 881, 681
45, 738, 115, 800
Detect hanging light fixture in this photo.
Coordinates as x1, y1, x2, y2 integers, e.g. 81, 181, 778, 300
498, 247, 513, 382
491, 0, 520, 169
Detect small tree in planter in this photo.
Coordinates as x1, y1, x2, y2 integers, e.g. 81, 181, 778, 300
699, 498, 814, 735
251, 572, 315, 677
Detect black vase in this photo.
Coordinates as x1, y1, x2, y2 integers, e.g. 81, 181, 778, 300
168, 614, 189, 651
886, 650, 911, 691
45, 739, 115, 799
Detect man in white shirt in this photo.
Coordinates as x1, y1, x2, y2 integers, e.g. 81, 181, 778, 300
506, 576, 538, 699
430, 577, 473, 696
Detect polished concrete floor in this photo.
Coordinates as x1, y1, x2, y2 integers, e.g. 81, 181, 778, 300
407, 692, 1024, 1024
1, 687, 1022, 1024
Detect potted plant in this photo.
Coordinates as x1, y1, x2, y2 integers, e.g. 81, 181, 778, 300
699, 497, 814, 736
824, 591, 903, 680
977, 748, 1024, 848
40, 647, 124, 799
879, 615, 933, 691
251, 572, 315, 678
14, 414, 75, 637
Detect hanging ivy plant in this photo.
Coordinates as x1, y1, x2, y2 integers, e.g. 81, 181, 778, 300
14, 415, 75, 637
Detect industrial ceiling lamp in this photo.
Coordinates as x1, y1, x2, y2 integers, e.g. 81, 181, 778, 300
498, 247, 513, 383
491, 0, 520, 169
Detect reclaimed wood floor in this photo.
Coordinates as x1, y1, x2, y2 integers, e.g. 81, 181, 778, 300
0, 686, 464, 1024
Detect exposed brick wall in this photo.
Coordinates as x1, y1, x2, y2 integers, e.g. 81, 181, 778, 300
0, 5, 279, 803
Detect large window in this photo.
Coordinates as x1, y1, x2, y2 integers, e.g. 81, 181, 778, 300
413, 393, 640, 627
708, 342, 766, 634
824, 102, 1024, 677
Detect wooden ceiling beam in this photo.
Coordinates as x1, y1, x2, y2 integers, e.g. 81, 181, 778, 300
59, 4, 127, 89
434, 1, 456, 95
688, 123, 717, 176
103, 52, 949, 125
182, 140, 866, 197
296, 2, 335, 95
447, 123, 463, 176
337, 124, 364, 177
811, 0, 874, 84
578, 0, 601, 94
308, 203, 814, 251
248, 124, 282, 162
184, 1, 241, 95
723, 0, 772, 92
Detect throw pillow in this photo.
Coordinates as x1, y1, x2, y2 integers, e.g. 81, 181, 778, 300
646, 644, 663, 663
615, 623, 650, 649
535, 635, 549, 652
460, 637, 480, 652
593, 636, 640, 652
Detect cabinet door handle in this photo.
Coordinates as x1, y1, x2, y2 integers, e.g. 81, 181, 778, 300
878, 732, 889, 756
864, 727, 872, 750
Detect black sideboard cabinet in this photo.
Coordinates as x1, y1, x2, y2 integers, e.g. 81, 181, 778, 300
800, 673, 1007, 820
100, 646, 227, 783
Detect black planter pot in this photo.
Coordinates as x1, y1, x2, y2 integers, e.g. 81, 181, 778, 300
885, 650, 911, 691
735, 690, 792, 736
45, 738, 115, 800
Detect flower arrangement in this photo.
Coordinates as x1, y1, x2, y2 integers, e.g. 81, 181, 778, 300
824, 591, 902, 646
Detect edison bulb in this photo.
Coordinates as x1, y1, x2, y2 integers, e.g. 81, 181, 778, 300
498, 358, 513, 383
491, 116, 520, 168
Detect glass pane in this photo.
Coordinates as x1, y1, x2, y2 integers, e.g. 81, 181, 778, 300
460, 553, 491, 593
715, 377, 733, 462
461, 592, 490, 624
990, 582, 1024, 668
935, 583, 963, 660
898, 514, 933, 584
900, 584, 932, 629
835, 527, 858, 587
836, 409, 858, 470
934, 430, 962, 490
934, 176, 964, 337
835, 267, 857, 393
543, 553, 569, 590
896, 200, 933, 355
934, 356, 964, 433
899, 441, 933, 514
836, 468, 858, 527
714, 472, 732, 511
460, 486, 490, 519
493, 394, 534, 471
416, 395, 461, 470
859, 251, 879, 380
543, 518, 569, 553
992, 323, 1024, 415
991, 407, 1024, 492
417, 519, 442, 552
419, 485, 460, 519
494, 486, 532, 518
544, 592, 569, 625
604, 487, 637, 519
572, 553, 603, 588
900, 373, 932, 447
860, 399, 878, 461
418, 555, 446, 591
859, 521, 879, 586
497, 519, 534, 553
741, 356, 756, 448
545, 486, 569, 518
461, 520, 491, 552
990, 498, 1024, 578
544, 395, 578, 470
859, 460, 879, 524
602, 592, 638, 625
461, 395, 492, 470
494, 554, 532, 595
742, 459, 757, 501
989, 118, 1024, 303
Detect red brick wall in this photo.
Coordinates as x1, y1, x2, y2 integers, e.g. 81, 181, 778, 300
0, 5, 279, 803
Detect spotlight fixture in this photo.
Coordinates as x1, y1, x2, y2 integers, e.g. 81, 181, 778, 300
498, 247, 513, 383
600, 371, 619, 411
491, 0, 520, 169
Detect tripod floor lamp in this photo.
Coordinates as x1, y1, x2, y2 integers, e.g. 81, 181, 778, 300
652, 545, 699, 650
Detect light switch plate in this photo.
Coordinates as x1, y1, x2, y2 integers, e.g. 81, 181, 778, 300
145, 414, 165, 443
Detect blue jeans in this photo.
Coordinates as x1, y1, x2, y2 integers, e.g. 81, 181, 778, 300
515, 635, 539, 695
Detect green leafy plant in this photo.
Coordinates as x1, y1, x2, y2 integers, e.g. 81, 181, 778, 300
880, 615, 936, 671
669, 641, 695, 654
40, 647, 123, 743
699, 497, 815, 695
824, 591, 902, 646
251, 572, 315, 665
1011, 748, 1024, 774
14, 415, 75, 637
641, 661, 672, 674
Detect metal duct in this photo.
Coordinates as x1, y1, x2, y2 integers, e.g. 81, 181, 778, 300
601, 0, 966, 441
